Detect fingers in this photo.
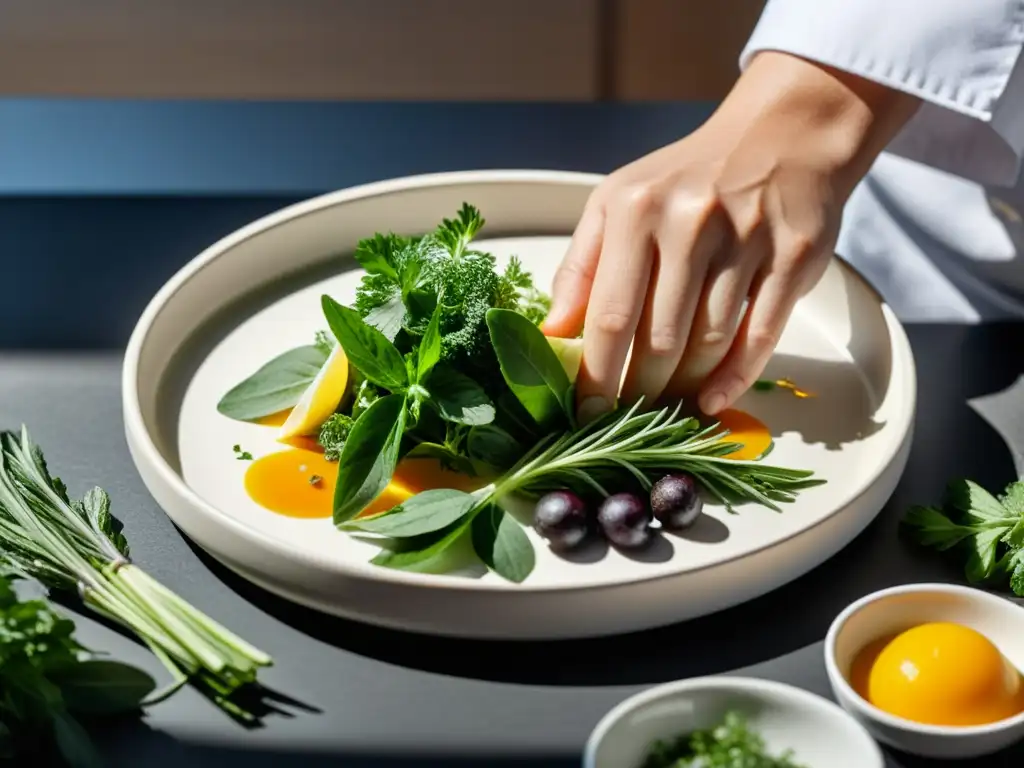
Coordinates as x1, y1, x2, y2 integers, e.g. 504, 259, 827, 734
619, 201, 722, 407
663, 223, 767, 400
541, 198, 605, 338
697, 272, 797, 414
574, 188, 655, 422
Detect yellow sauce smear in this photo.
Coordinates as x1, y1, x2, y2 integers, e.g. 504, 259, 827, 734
849, 622, 1024, 727
245, 450, 489, 520
774, 377, 814, 398
713, 409, 773, 461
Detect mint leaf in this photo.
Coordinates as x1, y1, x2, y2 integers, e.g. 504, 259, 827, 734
471, 504, 535, 583
216, 344, 328, 421
322, 295, 408, 391
427, 366, 495, 426
341, 489, 477, 537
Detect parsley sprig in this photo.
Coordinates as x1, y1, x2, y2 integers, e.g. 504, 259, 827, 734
904, 478, 1024, 593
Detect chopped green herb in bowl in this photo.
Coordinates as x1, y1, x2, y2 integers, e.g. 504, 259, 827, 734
641, 711, 806, 768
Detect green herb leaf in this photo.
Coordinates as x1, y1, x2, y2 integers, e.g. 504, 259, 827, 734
417, 301, 443, 381
333, 394, 407, 523
1010, 553, 1024, 596
405, 442, 477, 475
216, 345, 328, 421
486, 308, 571, 430
1000, 481, 1024, 517
947, 478, 1010, 522
903, 505, 977, 550
322, 295, 408, 391
55, 660, 156, 715
52, 710, 104, 768
965, 526, 1006, 583
364, 296, 406, 341
471, 504, 535, 583
370, 516, 474, 573
354, 236, 401, 280
427, 366, 495, 425
467, 424, 522, 472
82, 486, 129, 559
341, 489, 477, 537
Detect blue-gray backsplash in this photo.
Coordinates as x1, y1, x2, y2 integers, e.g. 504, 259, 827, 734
0, 100, 714, 349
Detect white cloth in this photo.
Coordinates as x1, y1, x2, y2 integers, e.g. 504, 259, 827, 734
740, 0, 1024, 321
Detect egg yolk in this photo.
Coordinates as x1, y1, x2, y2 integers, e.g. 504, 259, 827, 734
714, 409, 773, 461
245, 451, 489, 520
850, 622, 1024, 727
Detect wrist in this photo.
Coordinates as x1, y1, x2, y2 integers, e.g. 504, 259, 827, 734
706, 51, 920, 196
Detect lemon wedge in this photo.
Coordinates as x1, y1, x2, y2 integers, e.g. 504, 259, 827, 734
278, 344, 351, 439
546, 336, 583, 382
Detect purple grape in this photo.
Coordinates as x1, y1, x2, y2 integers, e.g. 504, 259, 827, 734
597, 493, 652, 549
650, 473, 703, 530
533, 491, 590, 551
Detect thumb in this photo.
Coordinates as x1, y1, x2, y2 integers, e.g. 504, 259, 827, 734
541, 207, 603, 338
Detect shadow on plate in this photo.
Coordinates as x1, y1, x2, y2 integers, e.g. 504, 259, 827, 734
180, 324, 1021, 690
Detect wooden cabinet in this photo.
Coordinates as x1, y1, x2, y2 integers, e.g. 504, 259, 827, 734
0, 0, 763, 100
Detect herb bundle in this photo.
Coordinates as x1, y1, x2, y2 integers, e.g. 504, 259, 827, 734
0, 571, 156, 767
0, 429, 272, 720
904, 477, 1024, 594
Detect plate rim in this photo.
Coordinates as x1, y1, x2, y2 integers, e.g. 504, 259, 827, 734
123, 168, 918, 595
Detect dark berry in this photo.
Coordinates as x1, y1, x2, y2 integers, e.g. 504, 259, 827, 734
650, 473, 703, 530
533, 491, 590, 551
597, 493, 652, 549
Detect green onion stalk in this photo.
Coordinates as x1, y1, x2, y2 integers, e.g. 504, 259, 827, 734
0, 428, 271, 720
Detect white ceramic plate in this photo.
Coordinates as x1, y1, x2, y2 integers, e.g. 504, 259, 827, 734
123, 170, 916, 639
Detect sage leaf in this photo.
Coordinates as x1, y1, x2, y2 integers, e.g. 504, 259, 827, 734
216, 344, 327, 421
427, 365, 495, 425
417, 301, 443, 381
471, 504, 535, 583
486, 308, 570, 430
341, 489, 477, 537
467, 424, 521, 472
56, 660, 156, 715
322, 295, 408, 391
333, 394, 407, 523
371, 516, 474, 573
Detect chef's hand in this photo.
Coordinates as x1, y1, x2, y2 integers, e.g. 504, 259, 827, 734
542, 51, 918, 423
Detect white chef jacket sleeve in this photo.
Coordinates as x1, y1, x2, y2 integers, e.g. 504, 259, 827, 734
739, 0, 1024, 187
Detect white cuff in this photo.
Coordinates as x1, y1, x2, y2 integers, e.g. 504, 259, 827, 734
740, 0, 1024, 187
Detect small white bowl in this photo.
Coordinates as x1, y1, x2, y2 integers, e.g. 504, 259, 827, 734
584, 676, 884, 768
825, 583, 1024, 759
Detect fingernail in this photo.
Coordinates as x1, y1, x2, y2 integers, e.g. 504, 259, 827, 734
702, 391, 727, 415
578, 396, 611, 425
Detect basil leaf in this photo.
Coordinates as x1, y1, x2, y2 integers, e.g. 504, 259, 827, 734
56, 660, 156, 715
467, 424, 521, 472
371, 515, 474, 573
364, 295, 405, 341
417, 301, 443, 381
427, 366, 495, 425
216, 344, 328, 421
333, 394, 407, 523
341, 489, 477, 537
322, 295, 408, 391
486, 308, 570, 430
471, 504, 535, 583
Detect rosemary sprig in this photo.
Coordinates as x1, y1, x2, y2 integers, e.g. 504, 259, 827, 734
484, 398, 821, 511
0, 427, 272, 720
